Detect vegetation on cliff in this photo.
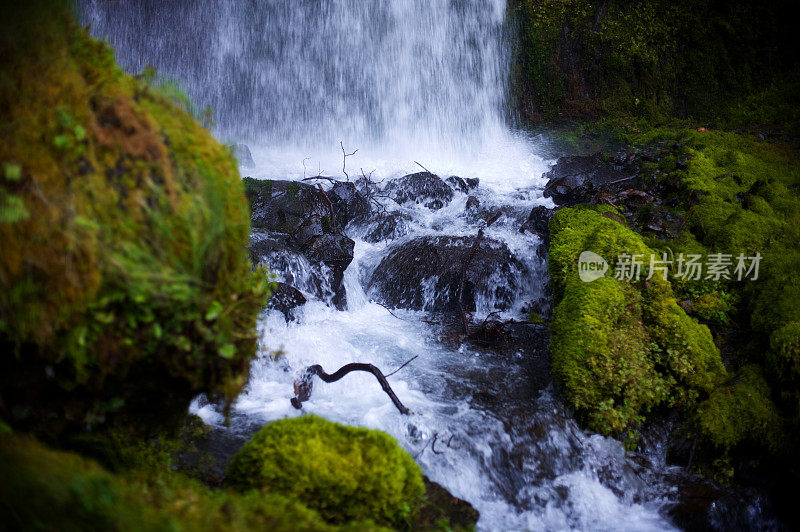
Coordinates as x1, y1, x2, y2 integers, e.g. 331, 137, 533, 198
509, 0, 800, 132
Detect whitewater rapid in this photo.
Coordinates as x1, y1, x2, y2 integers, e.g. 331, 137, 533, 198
192, 156, 678, 531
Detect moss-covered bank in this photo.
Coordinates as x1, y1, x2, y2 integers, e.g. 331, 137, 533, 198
547, 124, 799, 488
0, 0, 268, 435
0, 423, 384, 532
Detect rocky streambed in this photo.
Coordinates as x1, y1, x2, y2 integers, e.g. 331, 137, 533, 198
193, 160, 780, 530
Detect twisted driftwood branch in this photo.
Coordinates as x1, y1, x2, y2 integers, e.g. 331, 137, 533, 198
291, 363, 410, 415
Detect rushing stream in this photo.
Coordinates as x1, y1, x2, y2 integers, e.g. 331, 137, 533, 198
83, 1, 687, 529
200, 177, 681, 530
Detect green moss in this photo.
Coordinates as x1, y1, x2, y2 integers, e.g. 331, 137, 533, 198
768, 322, 800, 421
691, 365, 783, 452
691, 293, 731, 324
227, 415, 425, 526
527, 311, 544, 324
554, 124, 800, 468
242, 176, 272, 208
551, 275, 664, 434
509, 0, 798, 132
548, 206, 726, 435
0, 1, 268, 435
0, 431, 369, 531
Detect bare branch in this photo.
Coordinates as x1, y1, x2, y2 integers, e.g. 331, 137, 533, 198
340, 141, 358, 181
291, 363, 410, 415
316, 184, 338, 232
414, 160, 432, 174
301, 175, 338, 183
386, 355, 419, 377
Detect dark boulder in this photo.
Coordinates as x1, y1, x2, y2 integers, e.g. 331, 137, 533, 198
247, 179, 331, 233
520, 205, 554, 245
245, 180, 355, 310
329, 181, 370, 226
543, 153, 639, 206
249, 230, 347, 309
411, 477, 479, 531
367, 235, 527, 314
266, 282, 307, 322
446, 176, 479, 194
465, 195, 480, 212
360, 211, 413, 243
385, 172, 454, 210
665, 475, 781, 532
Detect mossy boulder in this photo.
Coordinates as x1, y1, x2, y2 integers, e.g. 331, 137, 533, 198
0, 1, 267, 434
227, 415, 425, 526
690, 293, 731, 323
690, 365, 783, 452
548, 205, 726, 436
0, 430, 373, 531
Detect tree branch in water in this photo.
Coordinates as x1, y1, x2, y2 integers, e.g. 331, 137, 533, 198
291, 363, 411, 415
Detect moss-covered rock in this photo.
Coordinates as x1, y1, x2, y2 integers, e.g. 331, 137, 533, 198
0, 1, 268, 434
0, 430, 375, 531
690, 293, 731, 324
548, 205, 726, 436
227, 415, 425, 526
690, 365, 783, 453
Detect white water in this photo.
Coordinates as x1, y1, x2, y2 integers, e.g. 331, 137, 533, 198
82, 0, 541, 185
84, 1, 679, 529
194, 177, 677, 531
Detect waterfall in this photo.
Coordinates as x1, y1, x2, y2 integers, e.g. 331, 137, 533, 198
82, 0, 534, 182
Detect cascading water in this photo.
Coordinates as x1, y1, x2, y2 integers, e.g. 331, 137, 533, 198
82, 0, 541, 185
82, 1, 685, 529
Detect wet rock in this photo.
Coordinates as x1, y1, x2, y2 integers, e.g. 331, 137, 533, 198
665, 475, 782, 531
411, 477, 479, 531
247, 230, 291, 264
250, 231, 344, 308
520, 205, 554, 243
232, 143, 255, 168
367, 235, 527, 314
466, 195, 481, 211
248, 179, 331, 233
543, 153, 639, 206
329, 180, 370, 226
446, 175, 479, 194
385, 171, 454, 210
266, 282, 307, 322
246, 181, 355, 310
360, 211, 413, 243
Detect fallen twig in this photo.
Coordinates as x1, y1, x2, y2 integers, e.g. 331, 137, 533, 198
386, 355, 419, 377
291, 363, 410, 415
414, 161, 432, 174
340, 141, 358, 181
